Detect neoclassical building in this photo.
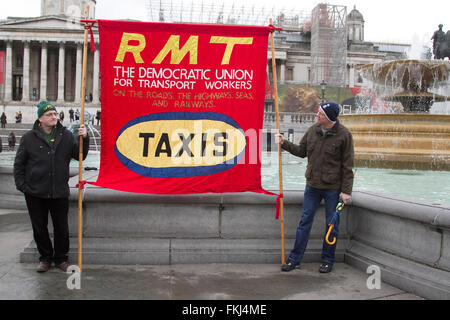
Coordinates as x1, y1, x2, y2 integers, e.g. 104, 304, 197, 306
269, 5, 409, 87
0, 0, 98, 122
0, 1, 409, 122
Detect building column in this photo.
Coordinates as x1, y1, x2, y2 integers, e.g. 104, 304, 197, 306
92, 44, 100, 104
57, 42, 65, 103
349, 64, 355, 88
22, 41, 30, 102
64, 48, 72, 101
280, 61, 286, 84
4, 41, 13, 101
74, 42, 82, 104
40, 41, 47, 101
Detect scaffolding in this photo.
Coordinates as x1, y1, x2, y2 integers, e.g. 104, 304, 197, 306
310, 3, 347, 87
146, 0, 310, 31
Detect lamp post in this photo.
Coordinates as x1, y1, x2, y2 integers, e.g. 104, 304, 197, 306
320, 80, 327, 103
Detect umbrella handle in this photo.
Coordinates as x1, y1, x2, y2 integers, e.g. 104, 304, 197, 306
325, 224, 336, 246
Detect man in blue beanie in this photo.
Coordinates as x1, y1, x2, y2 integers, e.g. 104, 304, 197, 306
14, 101, 89, 273
276, 102, 354, 273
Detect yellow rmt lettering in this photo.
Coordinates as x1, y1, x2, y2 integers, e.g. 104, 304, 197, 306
152, 35, 198, 65
115, 33, 146, 63
114, 33, 254, 65
209, 37, 253, 65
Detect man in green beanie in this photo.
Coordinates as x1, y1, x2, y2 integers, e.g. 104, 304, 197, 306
14, 101, 90, 273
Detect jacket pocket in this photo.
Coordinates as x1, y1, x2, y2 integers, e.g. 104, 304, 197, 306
29, 167, 46, 184
321, 170, 340, 184
325, 142, 341, 155
324, 142, 342, 165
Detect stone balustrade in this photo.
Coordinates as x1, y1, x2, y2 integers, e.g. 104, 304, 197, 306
263, 112, 316, 125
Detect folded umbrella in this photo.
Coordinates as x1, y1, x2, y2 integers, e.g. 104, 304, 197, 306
325, 199, 345, 246
325, 169, 357, 246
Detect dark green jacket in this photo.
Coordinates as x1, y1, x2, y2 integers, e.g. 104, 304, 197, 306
281, 120, 354, 194
14, 120, 89, 199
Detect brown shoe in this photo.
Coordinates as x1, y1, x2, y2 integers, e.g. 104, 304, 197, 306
56, 261, 70, 272
36, 261, 51, 273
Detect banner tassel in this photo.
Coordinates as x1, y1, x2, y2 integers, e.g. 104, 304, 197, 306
85, 23, 96, 52
76, 180, 88, 190
275, 193, 284, 220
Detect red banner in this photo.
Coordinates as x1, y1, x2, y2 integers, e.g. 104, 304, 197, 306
93, 20, 273, 195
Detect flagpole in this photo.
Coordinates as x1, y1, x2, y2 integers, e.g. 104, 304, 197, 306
78, 5, 90, 273
269, 19, 285, 265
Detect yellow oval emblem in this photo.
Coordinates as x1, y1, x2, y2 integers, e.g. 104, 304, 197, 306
115, 112, 247, 177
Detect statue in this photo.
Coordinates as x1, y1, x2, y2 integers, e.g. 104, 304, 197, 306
431, 24, 445, 56
431, 24, 450, 60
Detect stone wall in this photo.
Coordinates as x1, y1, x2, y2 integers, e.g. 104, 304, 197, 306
1, 166, 449, 299
346, 191, 450, 299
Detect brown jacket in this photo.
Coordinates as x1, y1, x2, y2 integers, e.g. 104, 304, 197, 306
281, 120, 354, 194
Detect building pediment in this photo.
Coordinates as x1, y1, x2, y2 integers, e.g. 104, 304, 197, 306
0, 16, 96, 32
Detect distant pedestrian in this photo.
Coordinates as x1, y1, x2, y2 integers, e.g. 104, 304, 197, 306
1, 112, 6, 128
69, 108, 74, 122
96, 110, 101, 126
75, 109, 80, 121
59, 111, 65, 123
8, 131, 16, 151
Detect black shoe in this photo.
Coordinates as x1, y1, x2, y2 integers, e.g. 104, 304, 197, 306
281, 260, 300, 272
319, 262, 333, 273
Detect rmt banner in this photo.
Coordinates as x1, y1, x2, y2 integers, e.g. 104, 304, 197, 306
93, 20, 273, 195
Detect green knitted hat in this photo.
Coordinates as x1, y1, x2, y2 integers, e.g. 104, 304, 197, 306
37, 101, 56, 118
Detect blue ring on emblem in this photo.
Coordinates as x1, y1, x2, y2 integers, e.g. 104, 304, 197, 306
115, 112, 247, 178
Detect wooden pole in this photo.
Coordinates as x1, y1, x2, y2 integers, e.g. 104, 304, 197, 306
78, 5, 90, 273
269, 19, 285, 265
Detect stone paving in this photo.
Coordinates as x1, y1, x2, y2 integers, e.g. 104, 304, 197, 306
0, 208, 423, 300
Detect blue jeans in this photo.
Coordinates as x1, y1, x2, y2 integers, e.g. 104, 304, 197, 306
288, 185, 341, 266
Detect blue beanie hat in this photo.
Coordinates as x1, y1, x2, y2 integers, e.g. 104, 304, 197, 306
319, 102, 340, 122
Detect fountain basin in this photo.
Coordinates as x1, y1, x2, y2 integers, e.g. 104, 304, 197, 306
359, 60, 450, 90
357, 60, 450, 113
382, 92, 450, 113
340, 114, 450, 171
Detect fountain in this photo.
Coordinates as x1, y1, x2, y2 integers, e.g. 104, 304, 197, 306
66, 111, 101, 152
339, 59, 450, 170
357, 59, 450, 112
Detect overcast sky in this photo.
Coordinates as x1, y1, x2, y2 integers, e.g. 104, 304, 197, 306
0, 0, 448, 46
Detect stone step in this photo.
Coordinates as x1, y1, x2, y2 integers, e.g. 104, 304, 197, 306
0, 194, 27, 210
20, 238, 345, 265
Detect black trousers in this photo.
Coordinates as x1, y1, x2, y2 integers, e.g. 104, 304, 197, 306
24, 194, 69, 264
